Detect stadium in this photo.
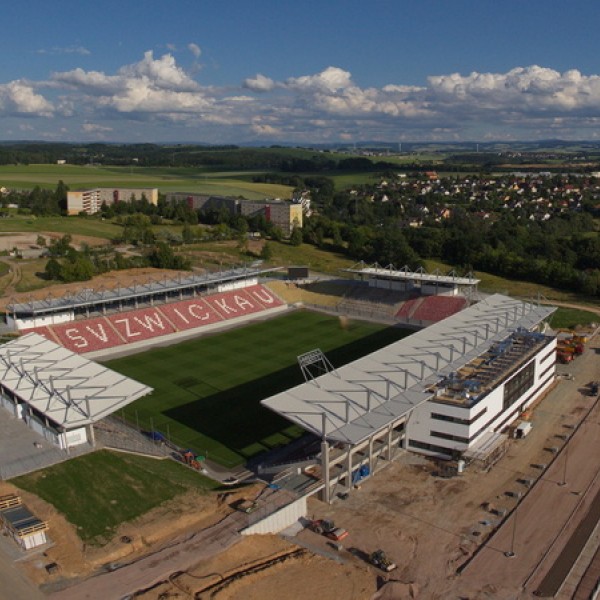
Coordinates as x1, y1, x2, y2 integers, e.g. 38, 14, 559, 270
0, 263, 557, 506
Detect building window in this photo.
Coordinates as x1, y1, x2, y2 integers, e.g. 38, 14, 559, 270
409, 439, 453, 455
430, 430, 469, 444
503, 361, 535, 412
431, 407, 487, 426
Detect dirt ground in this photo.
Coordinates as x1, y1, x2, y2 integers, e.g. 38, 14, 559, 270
97, 329, 599, 600
1, 479, 264, 590
0, 232, 108, 254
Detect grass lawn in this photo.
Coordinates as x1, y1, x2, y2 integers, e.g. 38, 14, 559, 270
106, 311, 409, 467
548, 307, 600, 330
15, 258, 49, 293
266, 241, 356, 274
0, 215, 122, 239
13, 450, 219, 544
0, 164, 292, 199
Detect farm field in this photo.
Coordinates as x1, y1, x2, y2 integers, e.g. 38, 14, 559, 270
0, 164, 293, 199
0, 214, 122, 239
106, 310, 410, 467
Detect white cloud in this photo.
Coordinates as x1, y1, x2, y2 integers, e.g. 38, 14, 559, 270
36, 46, 91, 56
285, 66, 353, 93
0, 81, 53, 116
82, 122, 113, 133
188, 43, 202, 59
7, 55, 600, 142
243, 74, 276, 92
427, 66, 600, 114
118, 51, 199, 91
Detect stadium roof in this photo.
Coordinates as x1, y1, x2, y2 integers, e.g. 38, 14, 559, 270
0, 333, 152, 429
7, 264, 282, 317
343, 264, 480, 286
261, 294, 555, 445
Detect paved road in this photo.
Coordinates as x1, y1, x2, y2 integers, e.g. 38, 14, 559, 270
0, 546, 46, 600
459, 394, 600, 596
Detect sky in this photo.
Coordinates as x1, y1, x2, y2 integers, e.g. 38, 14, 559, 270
2, 0, 600, 144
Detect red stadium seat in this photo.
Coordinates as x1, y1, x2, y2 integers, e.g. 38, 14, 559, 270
19, 284, 288, 354
52, 316, 126, 353
205, 288, 271, 320
159, 298, 223, 331
108, 307, 176, 342
395, 298, 421, 319
412, 296, 467, 323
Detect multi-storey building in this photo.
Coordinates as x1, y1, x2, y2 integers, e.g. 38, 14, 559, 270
67, 188, 158, 215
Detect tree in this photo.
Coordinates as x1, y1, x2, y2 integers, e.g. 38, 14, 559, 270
54, 180, 69, 213
44, 258, 61, 280
182, 223, 194, 244
289, 226, 303, 246
260, 242, 273, 260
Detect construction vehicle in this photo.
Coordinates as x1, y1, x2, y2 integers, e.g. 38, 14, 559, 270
178, 449, 202, 470
556, 348, 574, 364
308, 519, 348, 541
369, 549, 397, 572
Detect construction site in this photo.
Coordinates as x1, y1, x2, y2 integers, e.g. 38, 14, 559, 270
0, 265, 598, 600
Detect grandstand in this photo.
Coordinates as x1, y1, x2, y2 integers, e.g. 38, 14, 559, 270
262, 294, 557, 503
6, 264, 282, 330
396, 295, 469, 325
23, 284, 286, 356
0, 333, 152, 477
344, 263, 480, 298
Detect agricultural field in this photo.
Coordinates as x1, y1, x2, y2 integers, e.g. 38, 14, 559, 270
13, 450, 218, 544
0, 164, 293, 199
0, 214, 122, 239
106, 310, 409, 467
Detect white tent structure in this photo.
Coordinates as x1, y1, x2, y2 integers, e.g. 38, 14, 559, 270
0, 333, 152, 450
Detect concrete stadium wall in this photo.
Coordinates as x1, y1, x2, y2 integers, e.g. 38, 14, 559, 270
241, 496, 307, 536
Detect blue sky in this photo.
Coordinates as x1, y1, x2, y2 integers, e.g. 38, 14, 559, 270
2, 0, 600, 143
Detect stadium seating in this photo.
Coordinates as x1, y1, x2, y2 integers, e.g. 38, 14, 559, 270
51, 316, 127, 353
20, 326, 59, 344
204, 287, 276, 319
242, 284, 285, 309
395, 297, 422, 319
411, 296, 468, 323
159, 298, 223, 331
20, 284, 288, 354
107, 307, 177, 343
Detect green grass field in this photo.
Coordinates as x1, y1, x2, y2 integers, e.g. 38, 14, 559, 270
0, 164, 293, 199
106, 311, 409, 467
13, 450, 219, 544
0, 215, 122, 239
547, 307, 600, 329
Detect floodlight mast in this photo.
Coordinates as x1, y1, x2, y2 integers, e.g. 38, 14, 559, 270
297, 348, 338, 385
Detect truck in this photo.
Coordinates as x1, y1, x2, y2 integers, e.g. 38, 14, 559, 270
369, 549, 397, 572
308, 519, 348, 541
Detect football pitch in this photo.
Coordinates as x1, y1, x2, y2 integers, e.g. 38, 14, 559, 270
105, 310, 410, 467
